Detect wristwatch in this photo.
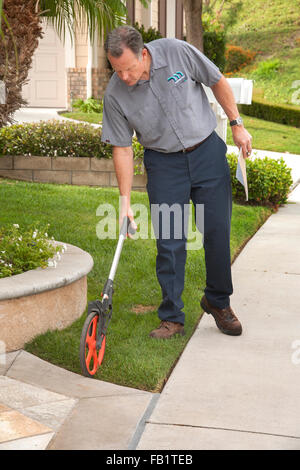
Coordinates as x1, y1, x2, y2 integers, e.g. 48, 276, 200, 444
230, 116, 243, 127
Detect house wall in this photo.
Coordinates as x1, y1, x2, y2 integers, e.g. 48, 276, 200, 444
152, 0, 159, 30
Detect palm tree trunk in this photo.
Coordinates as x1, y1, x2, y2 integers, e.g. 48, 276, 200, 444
183, 0, 204, 52
0, 0, 128, 127
0, 0, 43, 127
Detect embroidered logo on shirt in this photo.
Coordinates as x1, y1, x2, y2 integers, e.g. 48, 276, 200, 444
167, 71, 186, 83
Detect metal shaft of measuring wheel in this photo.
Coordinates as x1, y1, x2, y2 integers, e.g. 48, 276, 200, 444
106, 216, 131, 284
107, 233, 126, 283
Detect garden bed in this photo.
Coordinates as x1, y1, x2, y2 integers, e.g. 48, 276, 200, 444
0, 242, 93, 352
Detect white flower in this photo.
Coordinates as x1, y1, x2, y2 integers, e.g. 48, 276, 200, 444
13, 224, 19, 228
48, 260, 57, 268
18, 236, 22, 241
32, 231, 37, 239
45, 232, 48, 237
1, 251, 5, 254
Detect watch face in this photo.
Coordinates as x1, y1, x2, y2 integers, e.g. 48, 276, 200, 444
230, 117, 243, 126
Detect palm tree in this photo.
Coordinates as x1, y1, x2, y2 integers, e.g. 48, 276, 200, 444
183, 0, 204, 52
0, 0, 149, 127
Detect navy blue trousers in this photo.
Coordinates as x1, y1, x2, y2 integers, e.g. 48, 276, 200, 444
143, 131, 233, 325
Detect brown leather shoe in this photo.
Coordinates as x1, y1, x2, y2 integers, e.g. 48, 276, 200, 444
200, 295, 242, 336
149, 321, 185, 339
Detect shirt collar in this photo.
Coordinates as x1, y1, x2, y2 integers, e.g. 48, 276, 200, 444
144, 42, 168, 70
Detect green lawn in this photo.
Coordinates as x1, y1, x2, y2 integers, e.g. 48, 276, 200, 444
0, 178, 272, 391
60, 111, 103, 125
227, 113, 300, 155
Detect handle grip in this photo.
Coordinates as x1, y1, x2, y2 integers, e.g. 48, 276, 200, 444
120, 216, 136, 237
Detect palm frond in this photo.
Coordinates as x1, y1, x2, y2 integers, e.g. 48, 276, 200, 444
39, 0, 128, 45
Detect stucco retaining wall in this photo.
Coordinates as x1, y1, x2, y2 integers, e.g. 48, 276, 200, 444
0, 243, 94, 352
0, 155, 147, 191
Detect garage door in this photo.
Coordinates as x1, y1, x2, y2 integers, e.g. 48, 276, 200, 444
22, 19, 66, 107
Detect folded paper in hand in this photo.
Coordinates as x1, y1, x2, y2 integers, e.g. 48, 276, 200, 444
236, 147, 248, 201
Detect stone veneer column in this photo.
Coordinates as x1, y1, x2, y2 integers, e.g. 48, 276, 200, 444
67, 67, 112, 109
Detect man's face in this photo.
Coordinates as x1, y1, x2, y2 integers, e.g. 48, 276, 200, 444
107, 47, 149, 86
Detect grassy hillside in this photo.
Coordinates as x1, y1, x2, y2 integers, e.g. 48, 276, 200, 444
216, 0, 300, 106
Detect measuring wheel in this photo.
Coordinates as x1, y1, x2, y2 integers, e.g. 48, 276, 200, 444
79, 311, 106, 377
79, 217, 136, 378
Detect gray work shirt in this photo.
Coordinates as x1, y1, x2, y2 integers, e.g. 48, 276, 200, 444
101, 38, 222, 153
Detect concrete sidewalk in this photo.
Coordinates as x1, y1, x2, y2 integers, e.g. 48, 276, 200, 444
1, 185, 300, 450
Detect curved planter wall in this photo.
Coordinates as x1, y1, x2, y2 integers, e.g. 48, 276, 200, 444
0, 243, 93, 352
0, 155, 147, 191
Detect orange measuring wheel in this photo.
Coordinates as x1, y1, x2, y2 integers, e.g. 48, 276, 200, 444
79, 217, 136, 378
79, 311, 106, 377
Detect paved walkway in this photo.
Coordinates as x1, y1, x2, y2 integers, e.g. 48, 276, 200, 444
1, 108, 300, 450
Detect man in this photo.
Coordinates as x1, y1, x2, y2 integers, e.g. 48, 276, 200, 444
101, 25, 252, 339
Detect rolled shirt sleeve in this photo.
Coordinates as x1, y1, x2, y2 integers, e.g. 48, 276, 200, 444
101, 93, 134, 147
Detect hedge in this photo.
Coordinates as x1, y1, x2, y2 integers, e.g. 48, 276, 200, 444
239, 99, 300, 128
0, 120, 142, 165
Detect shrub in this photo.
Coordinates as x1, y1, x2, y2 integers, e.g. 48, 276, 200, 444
227, 153, 293, 207
0, 224, 63, 278
0, 120, 111, 158
204, 31, 227, 72
0, 121, 145, 168
224, 45, 256, 73
252, 59, 280, 79
134, 22, 162, 42
72, 97, 103, 114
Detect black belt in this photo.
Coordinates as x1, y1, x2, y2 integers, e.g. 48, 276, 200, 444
180, 134, 212, 153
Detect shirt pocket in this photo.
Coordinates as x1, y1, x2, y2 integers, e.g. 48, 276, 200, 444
169, 78, 195, 109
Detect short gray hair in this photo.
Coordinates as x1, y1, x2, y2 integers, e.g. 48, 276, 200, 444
104, 25, 144, 58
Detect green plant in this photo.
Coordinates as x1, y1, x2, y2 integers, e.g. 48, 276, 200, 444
224, 44, 256, 74
252, 59, 281, 79
0, 223, 63, 278
134, 22, 162, 42
0, 120, 112, 158
204, 30, 227, 72
72, 97, 103, 114
227, 153, 293, 207
132, 137, 144, 174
